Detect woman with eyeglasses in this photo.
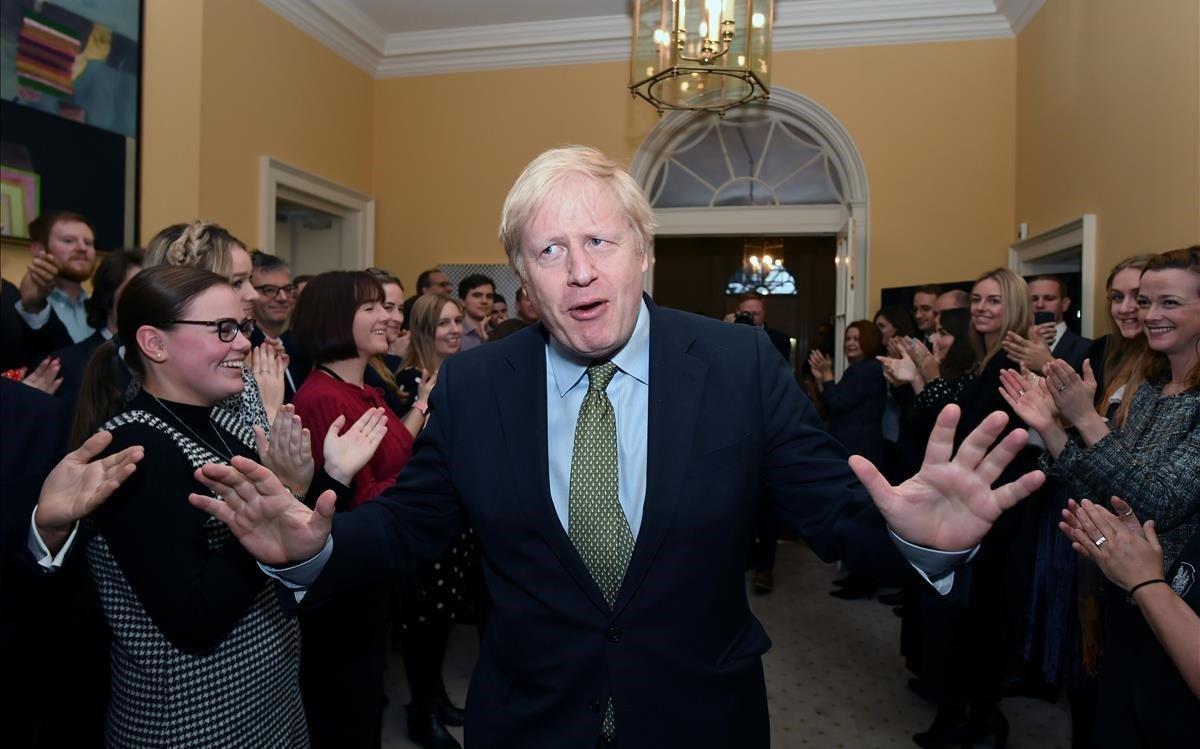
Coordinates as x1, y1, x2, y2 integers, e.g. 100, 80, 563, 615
59, 265, 384, 747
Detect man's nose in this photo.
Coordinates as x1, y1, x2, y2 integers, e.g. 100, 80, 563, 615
567, 245, 598, 285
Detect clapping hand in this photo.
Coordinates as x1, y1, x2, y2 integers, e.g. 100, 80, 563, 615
254, 404, 313, 495
189, 457, 336, 567
22, 357, 63, 395
901, 337, 940, 381
1059, 497, 1163, 592
19, 248, 59, 312
1043, 360, 1098, 426
849, 404, 1045, 551
323, 407, 389, 486
807, 350, 834, 381
878, 347, 921, 386
250, 345, 286, 424
1001, 328, 1054, 374
35, 430, 144, 553
997, 367, 1058, 435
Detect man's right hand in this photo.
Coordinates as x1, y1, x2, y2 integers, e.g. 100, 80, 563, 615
188, 456, 336, 566
19, 249, 60, 312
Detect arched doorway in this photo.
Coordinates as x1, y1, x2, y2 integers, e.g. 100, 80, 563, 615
630, 88, 869, 371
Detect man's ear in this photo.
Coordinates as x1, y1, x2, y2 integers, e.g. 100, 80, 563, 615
135, 325, 168, 363
1061, 296, 1072, 313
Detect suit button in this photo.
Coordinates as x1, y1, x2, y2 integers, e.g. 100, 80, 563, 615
590, 697, 602, 713
606, 626, 622, 643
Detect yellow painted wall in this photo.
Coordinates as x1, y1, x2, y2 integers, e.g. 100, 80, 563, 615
372, 40, 1018, 306
1016, 0, 1200, 325
194, 0, 374, 249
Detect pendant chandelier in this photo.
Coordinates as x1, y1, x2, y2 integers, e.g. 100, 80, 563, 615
630, 1, 773, 117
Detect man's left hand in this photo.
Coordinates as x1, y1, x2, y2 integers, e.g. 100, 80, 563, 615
849, 404, 1045, 551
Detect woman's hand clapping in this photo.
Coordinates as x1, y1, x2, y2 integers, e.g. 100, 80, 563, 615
323, 407, 388, 486
254, 404, 313, 495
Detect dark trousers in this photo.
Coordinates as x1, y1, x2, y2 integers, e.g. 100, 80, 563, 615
300, 585, 391, 748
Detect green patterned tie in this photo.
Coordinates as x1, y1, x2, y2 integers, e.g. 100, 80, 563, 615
568, 361, 633, 741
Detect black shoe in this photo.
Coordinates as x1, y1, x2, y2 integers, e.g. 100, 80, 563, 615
752, 570, 774, 594
436, 695, 467, 728
912, 705, 968, 748
407, 707, 462, 749
877, 589, 906, 606
966, 705, 1009, 749
828, 581, 876, 600
907, 677, 935, 702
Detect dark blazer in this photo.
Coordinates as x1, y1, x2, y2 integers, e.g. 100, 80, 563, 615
1051, 327, 1092, 373
49, 330, 108, 429
1, 280, 74, 371
248, 328, 309, 401
303, 298, 907, 748
763, 325, 793, 364
820, 359, 888, 466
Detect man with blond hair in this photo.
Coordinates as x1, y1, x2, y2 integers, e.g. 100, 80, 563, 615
191, 146, 1044, 748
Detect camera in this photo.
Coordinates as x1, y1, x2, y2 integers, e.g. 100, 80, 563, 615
733, 311, 756, 325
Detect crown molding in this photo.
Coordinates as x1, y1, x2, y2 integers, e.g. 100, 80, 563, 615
259, 0, 1046, 79
996, 0, 1047, 35
258, 0, 378, 74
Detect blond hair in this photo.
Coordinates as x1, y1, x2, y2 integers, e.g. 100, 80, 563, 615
143, 221, 243, 280
498, 146, 655, 278
972, 267, 1032, 366
406, 294, 463, 375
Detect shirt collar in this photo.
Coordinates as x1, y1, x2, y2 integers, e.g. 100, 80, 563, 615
1054, 321, 1067, 341
547, 299, 650, 398
48, 287, 88, 305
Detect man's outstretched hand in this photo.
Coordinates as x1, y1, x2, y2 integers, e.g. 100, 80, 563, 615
188, 456, 337, 566
849, 404, 1045, 551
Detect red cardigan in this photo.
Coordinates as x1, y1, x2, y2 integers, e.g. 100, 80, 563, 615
293, 368, 414, 508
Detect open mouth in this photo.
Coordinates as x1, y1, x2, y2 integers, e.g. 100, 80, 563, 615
569, 300, 607, 320
219, 360, 244, 370
1146, 325, 1176, 335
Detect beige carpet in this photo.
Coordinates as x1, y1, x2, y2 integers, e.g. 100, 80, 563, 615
382, 540, 1072, 748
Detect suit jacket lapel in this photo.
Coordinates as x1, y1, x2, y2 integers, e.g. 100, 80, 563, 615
493, 326, 611, 615
614, 301, 707, 615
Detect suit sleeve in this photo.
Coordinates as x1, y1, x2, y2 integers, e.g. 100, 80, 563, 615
755, 332, 914, 587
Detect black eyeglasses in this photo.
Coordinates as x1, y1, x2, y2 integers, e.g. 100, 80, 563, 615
167, 318, 256, 342
254, 284, 297, 298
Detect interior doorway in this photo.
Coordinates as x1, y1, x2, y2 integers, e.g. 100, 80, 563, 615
258, 156, 374, 272
652, 234, 837, 378
274, 199, 344, 276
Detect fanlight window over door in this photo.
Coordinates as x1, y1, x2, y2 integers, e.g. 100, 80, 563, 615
644, 107, 848, 209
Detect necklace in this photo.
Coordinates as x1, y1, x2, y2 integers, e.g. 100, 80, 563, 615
150, 394, 236, 462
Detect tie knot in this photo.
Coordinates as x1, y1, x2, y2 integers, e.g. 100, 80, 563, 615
586, 361, 618, 393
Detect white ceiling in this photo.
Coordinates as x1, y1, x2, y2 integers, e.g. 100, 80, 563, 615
259, 0, 1045, 78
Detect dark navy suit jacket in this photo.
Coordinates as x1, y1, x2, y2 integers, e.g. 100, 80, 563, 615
302, 298, 906, 748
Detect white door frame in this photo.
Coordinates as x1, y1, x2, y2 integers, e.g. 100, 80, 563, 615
629, 88, 870, 350
258, 157, 375, 269
1008, 214, 1097, 337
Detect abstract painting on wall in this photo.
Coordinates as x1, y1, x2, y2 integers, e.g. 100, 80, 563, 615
0, 0, 140, 246
1, 0, 140, 137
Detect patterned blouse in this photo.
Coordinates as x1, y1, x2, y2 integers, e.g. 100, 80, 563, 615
1043, 381, 1200, 566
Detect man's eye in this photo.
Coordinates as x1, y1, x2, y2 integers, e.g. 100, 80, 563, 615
587, 238, 605, 248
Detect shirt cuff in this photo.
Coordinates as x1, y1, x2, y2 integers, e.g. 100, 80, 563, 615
27, 506, 80, 570
257, 536, 333, 602
888, 528, 979, 596
15, 299, 51, 330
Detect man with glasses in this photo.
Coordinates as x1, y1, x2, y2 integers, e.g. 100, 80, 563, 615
249, 251, 306, 398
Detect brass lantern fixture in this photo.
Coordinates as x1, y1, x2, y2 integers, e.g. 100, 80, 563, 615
630, 1, 773, 117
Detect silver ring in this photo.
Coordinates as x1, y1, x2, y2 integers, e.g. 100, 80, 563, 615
1018, 389, 1026, 397
1059, 384, 1067, 393
1121, 509, 1134, 517
1095, 536, 1107, 547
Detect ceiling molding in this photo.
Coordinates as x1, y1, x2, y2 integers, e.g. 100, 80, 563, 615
259, 0, 1045, 79
995, 0, 1048, 35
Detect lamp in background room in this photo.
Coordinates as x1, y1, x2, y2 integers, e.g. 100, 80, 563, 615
726, 238, 796, 295
630, 0, 773, 116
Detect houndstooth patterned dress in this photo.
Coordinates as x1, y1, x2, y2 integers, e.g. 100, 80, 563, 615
86, 406, 307, 748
